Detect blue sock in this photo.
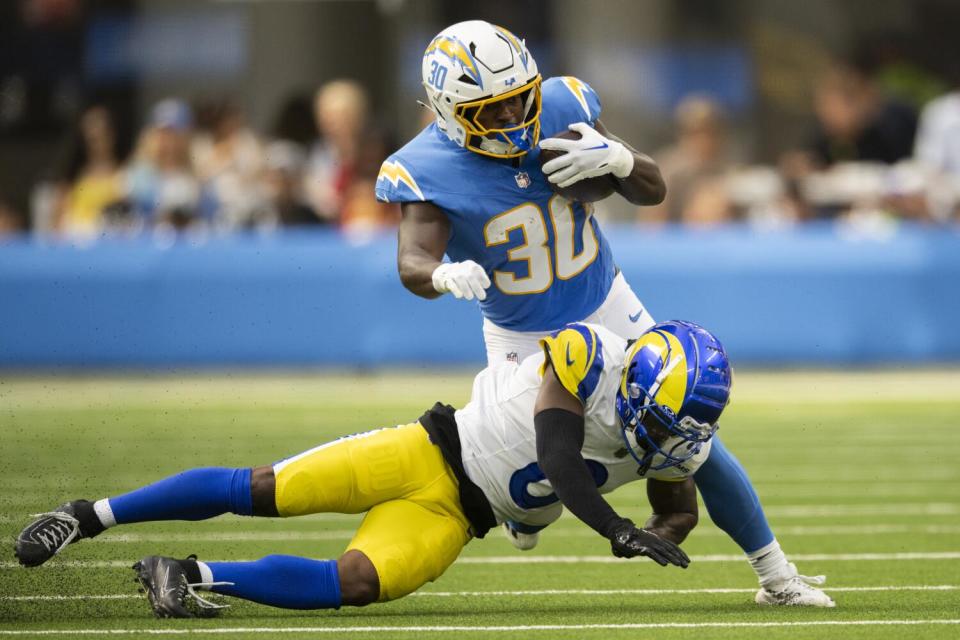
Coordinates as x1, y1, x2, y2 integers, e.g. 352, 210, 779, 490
108, 467, 253, 524
206, 555, 342, 610
693, 436, 774, 553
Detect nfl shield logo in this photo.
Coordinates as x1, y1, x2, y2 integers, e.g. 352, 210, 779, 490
514, 172, 531, 189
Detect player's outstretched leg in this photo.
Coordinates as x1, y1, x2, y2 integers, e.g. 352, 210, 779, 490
14, 500, 105, 567
694, 436, 835, 607
131, 550, 373, 618
15, 467, 261, 567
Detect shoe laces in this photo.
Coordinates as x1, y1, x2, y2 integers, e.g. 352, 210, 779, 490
185, 582, 233, 612
793, 572, 827, 588
783, 561, 827, 589
28, 511, 80, 553
181, 556, 233, 613
766, 562, 827, 591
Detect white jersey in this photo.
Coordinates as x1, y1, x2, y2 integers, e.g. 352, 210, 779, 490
455, 322, 711, 530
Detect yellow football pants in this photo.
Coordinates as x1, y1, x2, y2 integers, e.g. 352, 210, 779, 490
272, 422, 472, 601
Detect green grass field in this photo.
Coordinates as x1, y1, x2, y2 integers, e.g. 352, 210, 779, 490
1, 370, 959, 638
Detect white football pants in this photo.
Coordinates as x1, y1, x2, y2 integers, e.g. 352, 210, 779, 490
482, 272, 655, 366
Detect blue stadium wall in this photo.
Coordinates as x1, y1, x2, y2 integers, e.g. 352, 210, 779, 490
1, 224, 958, 368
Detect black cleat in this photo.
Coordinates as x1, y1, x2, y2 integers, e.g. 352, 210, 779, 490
15, 501, 99, 567
133, 556, 225, 619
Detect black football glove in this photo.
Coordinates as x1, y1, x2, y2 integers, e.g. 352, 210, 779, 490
609, 520, 690, 568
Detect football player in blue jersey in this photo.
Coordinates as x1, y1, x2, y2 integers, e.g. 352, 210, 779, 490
14, 322, 833, 617
376, 20, 833, 607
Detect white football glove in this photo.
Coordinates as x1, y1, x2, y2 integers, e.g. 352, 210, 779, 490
540, 122, 635, 188
431, 261, 491, 301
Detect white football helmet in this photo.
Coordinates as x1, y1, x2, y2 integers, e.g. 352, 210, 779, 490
421, 20, 542, 158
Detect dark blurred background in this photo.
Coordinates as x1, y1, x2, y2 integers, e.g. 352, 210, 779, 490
2, 0, 960, 235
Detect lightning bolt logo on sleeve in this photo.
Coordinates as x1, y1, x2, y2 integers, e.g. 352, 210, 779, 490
561, 77, 594, 120
376, 160, 425, 202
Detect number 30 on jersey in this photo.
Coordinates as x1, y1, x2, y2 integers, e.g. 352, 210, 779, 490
483, 196, 599, 295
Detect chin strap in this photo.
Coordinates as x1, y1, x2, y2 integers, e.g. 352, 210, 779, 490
475, 125, 534, 156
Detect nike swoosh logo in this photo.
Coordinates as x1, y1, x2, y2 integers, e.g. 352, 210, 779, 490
629, 310, 644, 323
565, 343, 575, 366
584, 143, 609, 151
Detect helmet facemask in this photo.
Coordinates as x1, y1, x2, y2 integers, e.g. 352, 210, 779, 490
616, 381, 718, 473
615, 322, 729, 473
455, 76, 542, 158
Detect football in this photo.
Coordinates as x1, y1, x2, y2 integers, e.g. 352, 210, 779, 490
539, 129, 618, 203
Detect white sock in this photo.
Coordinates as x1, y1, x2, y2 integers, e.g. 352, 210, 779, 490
746, 539, 790, 587
196, 560, 215, 588
93, 499, 117, 529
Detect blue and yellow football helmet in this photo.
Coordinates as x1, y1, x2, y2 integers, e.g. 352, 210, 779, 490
616, 321, 732, 471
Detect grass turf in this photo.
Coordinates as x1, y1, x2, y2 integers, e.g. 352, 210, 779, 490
1, 370, 959, 638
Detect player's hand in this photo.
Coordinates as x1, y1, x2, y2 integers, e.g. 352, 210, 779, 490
609, 520, 690, 568
431, 261, 491, 301
539, 122, 635, 188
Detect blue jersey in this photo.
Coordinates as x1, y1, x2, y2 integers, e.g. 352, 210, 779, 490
376, 76, 617, 332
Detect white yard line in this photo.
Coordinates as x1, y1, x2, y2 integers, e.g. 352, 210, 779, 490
455, 552, 960, 564
761, 503, 960, 517
0, 513, 358, 524
1, 620, 959, 635
2, 502, 957, 525
3, 585, 958, 602
3, 551, 960, 569
61, 523, 960, 543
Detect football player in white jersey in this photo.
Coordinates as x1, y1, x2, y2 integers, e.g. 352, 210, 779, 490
14, 322, 831, 617
379, 20, 834, 608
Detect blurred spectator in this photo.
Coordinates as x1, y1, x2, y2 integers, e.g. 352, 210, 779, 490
340, 177, 400, 234
776, 61, 922, 222
806, 62, 918, 168
255, 140, 324, 228
51, 104, 126, 237
305, 80, 368, 222
126, 99, 203, 230
193, 99, 264, 230
304, 79, 393, 228
0, 196, 24, 237
271, 93, 316, 148
642, 96, 736, 226
853, 33, 949, 112
913, 85, 960, 221
914, 88, 960, 177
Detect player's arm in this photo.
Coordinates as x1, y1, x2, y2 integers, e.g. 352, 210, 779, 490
398, 201, 448, 299
594, 119, 666, 206
644, 478, 698, 545
534, 363, 689, 568
539, 120, 666, 206
397, 201, 491, 301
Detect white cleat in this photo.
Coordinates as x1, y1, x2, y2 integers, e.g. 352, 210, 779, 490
502, 522, 540, 551
755, 563, 836, 607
